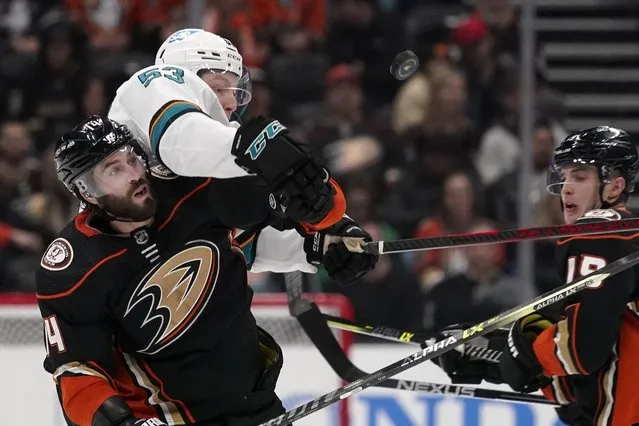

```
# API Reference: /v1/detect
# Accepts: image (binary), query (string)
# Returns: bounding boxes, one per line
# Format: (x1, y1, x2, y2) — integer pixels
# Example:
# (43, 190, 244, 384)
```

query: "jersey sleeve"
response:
(533, 230, 635, 376)
(231, 227, 317, 274)
(36, 240, 123, 425)
(108, 64, 248, 179)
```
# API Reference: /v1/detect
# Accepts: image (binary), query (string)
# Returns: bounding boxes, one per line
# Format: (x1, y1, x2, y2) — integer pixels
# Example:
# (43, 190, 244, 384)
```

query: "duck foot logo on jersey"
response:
(125, 240, 220, 354)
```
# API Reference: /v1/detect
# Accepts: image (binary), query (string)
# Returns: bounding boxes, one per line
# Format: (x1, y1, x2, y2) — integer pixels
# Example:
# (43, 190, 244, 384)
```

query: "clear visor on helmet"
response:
(74, 145, 148, 199)
(546, 158, 602, 195)
(198, 66, 252, 106)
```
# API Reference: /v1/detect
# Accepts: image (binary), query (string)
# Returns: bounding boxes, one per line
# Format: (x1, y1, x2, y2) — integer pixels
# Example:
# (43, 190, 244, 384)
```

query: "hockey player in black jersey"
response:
(36, 116, 377, 426)
(431, 126, 639, 426)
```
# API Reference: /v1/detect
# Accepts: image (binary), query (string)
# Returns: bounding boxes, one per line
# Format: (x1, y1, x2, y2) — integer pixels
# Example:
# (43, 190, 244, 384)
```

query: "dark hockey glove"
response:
(92, 396, 167, 426)
(232, 116, 335, 225)
(130, 420, 168, 426)
(499, 313, 553, 393)
(304, 217, 378, 285)
(429, 323, 506, 385)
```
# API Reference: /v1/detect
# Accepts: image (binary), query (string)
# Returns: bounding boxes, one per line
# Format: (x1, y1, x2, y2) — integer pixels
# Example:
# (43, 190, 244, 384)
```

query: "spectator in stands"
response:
(65, 0, 132, 51)
(244, 68, 271, 119)
(391, 49, 452, 135)
(325, 0, 404, 107)
(485, 118, 557, 229)
(20, 145, 78, 240)
(18, 20, 88, 152)
(451, 14, 500, 133)
(196, 0, 266, 68)
(302, 64, 378, 158)
(0, 0, 62, 55)
(0, 120, 43, 291)
(401, 68, 479, 169)
(484, 118, 559, 274)
(413, 170, 483, 288)
(474, 0, 523, 60)
(473, 66, 566, 186)
(0, 2, 66, 121)
(421, 219, 532, 334)
(249, 0, 327, 42)
(79, 76, 108, 118)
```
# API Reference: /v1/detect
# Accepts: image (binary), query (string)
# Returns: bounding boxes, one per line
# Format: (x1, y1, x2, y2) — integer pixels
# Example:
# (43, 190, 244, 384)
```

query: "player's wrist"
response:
(499, 315, 549, 392)
(92, 396, 167, 426)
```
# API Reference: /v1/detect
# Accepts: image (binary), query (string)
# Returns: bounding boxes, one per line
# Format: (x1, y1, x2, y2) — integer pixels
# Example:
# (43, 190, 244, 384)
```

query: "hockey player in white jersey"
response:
(108, 29, 346, 232)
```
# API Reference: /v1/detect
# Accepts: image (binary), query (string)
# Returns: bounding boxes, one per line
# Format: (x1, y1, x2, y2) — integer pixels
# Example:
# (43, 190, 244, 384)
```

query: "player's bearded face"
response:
(88, 147, 158, 221)
(559, 165, 600, 224)
(97, 177, 157, 221)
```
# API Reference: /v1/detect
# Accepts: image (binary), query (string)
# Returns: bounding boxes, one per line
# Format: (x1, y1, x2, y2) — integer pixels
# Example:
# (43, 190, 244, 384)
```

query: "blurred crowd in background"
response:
(0, 0, 601, 338)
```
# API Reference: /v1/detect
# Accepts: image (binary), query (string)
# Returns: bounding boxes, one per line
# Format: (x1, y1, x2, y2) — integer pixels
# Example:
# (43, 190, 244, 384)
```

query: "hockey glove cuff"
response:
(303, 217, 378, 285)
(232, 116, 337, 225)
(430, 324, 506, 385)
(499, 313, 552, 393)
(92, 396, 167, 426)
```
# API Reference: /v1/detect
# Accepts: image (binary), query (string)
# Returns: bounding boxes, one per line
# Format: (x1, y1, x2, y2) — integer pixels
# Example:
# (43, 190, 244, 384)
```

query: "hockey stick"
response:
(358, 216, 639, 255)
(264, 249, 639, 425)
(281, 274, 551, 410)
(298, 298, 552, 406)
(323, 313, 502, 363)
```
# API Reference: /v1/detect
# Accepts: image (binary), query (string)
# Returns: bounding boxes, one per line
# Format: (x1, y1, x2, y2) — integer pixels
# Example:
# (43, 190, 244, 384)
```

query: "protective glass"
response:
(74, 145, 148, 198)
(546, 158, 604, 195)
(199, 66, 252, 106)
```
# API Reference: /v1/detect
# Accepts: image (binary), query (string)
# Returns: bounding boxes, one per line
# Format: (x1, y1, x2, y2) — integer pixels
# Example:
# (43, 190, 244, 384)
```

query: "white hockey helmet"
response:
(156, 29, 251, 106)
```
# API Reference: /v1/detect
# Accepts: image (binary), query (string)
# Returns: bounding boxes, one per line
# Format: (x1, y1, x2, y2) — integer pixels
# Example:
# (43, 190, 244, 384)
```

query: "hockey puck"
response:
(390, 50, 419, 80)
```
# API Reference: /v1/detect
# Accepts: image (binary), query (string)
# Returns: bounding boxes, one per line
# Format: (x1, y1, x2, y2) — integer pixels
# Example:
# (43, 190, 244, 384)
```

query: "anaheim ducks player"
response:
(432, 126, 639, 426)
(108, 28, 346, 232)
(36, 116, 378, 426)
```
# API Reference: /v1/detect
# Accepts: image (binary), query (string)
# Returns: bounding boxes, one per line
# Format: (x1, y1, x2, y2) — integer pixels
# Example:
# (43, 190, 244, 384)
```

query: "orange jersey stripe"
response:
(569, 304, 588, 375)
(533, 324, 569, 376)
(37, 249, 128, 300)
(59, 374, 118, 426)
(158, 178, 212, 231)
(113, 351, 158, 418)
(557, 231, 639, 246)
(300, 178, 347, 232)
(140, 359, 196, 423)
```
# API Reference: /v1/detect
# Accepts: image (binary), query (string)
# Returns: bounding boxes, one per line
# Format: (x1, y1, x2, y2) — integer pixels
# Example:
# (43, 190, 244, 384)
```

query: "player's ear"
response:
(605, 175, 626, 202)
(82, 192, 98, 205)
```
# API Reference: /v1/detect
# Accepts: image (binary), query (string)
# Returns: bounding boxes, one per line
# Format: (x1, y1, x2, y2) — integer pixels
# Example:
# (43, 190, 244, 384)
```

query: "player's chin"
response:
(563, 207, 583, 224)
(129, 193, 157, 213)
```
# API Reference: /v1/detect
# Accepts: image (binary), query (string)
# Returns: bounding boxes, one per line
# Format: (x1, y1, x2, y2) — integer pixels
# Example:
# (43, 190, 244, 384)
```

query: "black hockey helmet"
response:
(547, 126, 638, 202)
(55, 115, 147, 200)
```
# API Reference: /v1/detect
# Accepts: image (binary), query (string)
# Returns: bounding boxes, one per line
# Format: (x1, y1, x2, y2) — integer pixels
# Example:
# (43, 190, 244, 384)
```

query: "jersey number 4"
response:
(43, 315, 67, 356)
(138, 66, 185, 87)
(566, 255, 607, 288)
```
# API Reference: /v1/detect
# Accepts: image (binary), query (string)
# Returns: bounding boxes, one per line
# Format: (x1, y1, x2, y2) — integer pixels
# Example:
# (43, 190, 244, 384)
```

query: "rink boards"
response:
(1, 342, 562, 426)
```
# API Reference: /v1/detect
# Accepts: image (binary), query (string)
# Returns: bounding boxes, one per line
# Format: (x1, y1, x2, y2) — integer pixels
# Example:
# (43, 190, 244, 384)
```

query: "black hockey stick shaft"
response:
(263, 249, 639, 425)
(362, 217, 639, 255)
(302, 301, 550, 405)
(323, 314, 502, 363)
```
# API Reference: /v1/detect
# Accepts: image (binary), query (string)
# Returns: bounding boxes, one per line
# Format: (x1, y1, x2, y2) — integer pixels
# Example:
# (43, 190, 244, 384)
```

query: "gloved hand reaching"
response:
(499, 313, 553, 392)
(304, 217, 378, 285)
(232, 116, 339, 226)
(429, 323, 507, 385)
